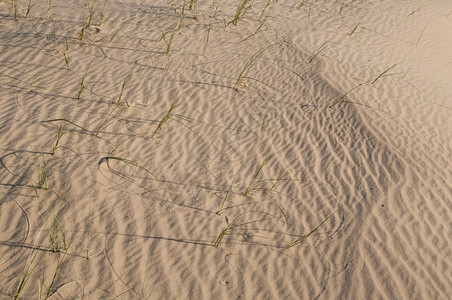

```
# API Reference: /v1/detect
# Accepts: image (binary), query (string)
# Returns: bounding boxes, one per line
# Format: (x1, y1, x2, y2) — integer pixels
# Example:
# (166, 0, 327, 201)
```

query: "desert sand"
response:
(0, 0, 451, 299)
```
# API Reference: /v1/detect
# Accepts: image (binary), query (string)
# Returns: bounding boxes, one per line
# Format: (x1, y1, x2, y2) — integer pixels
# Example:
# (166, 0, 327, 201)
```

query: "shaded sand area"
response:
(0, 0, 451, 298)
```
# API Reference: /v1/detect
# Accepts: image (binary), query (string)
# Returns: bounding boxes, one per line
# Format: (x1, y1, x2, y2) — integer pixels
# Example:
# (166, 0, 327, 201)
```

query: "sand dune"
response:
(0, 0, 451, 299)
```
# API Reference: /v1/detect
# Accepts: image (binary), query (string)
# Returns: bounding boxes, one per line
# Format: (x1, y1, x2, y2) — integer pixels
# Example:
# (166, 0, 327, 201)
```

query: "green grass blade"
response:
(286, 212, 335, 248)
(371, 64, 397, 84)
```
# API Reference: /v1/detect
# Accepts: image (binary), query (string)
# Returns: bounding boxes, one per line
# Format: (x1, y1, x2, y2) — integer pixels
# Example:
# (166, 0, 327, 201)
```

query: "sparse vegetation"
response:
(371, 63, 397, 84)
(0, 1, 353, 297)
(230, 0, 250, 25)
(50, 121, 65, 155)
(151, 90, 182, 138)
(213, 210, 284, 247)
(244, 142, 291, 196)
(77, 64, 90, 99)
(286, 212, 335, 248)
(308, 41, 329, 63)
(233, 45, 274, 89)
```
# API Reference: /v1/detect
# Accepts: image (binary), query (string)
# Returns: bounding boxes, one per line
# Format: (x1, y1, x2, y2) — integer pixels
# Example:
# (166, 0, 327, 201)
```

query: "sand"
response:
(0, 0, 451, 299)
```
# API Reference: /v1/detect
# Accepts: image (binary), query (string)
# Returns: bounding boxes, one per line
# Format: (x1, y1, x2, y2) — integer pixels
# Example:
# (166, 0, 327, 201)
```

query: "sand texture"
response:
(0, 0, 451, 299)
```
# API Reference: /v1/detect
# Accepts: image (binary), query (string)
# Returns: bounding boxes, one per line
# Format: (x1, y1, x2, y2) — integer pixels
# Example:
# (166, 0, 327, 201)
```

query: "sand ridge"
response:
(0, 0, 451, 299)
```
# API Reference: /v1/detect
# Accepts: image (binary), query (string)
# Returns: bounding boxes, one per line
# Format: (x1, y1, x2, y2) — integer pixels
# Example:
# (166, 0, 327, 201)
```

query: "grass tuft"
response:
(77, 64, 91, 99)
(25, 0, 33, 19)
(329, 83, 364, 108)
(14, 252, 43, 299)
(308, 41, 328, 63)
(285, 212, 335, 248)
(233, 44, 274, 89)
(116, 71, 134, 106)
(371, 64, 397, 84)
(244, 138, 291, 196)
(217, 173, 238, 215)
(38, 154, 48, 190)
(50, 121, 65, 155)
(95, 103, 119, 136)
(98, 0, 109, 26)
(230, 0, 250, 25)
(214, 210, 284, 247)
(151, 90, 182, 138)
(258, 0, 271, 21)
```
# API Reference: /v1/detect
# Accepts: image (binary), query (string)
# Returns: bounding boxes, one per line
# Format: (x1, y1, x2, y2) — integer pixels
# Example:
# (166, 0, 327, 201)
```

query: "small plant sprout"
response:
(203, 22, 212, 55)
(84, 214, 93, 260)
(217, 172, 239, 215)
(14, 267, 33, 299)
(151, 90, 182, 138)
(243, 153, 271, 196)
(416, 24, 427, 45)
(285, 212, 335, 248)
(329, 83, 365, 108)
(45, 0, 53, 19)
(260, 108, 269, 134)
(21, 152, 49, 195)
(230, 0, 250, 26)
(25, 0, 34, 19)
(95, 104, 119, 136)
(109, 27, 121, 43)
(21, 167, 39, 197)
(203, 0, 221, 54)
(214, 211, 283, 247)
(339, 2, 344, 14)
(308, 41, 328, 63)
(65, 37, 70, 64)
(77, 64, 90, 99)
(165, 25, 178, 55)
(42, 118, 90, 133)
(159, 24, 177, 69)
(371, 63, 397, 84)
(189, 0, 198, 19)
(29, 64, 47, 88)
(213, 214, 238, 247)
(233, 45, 274, 90)
(87, 0, 96, 26)
(56, 37, 70, 69)
(244, 143, 291, 196)
(51, 27, 58, 50)
(98, 0, 109, 26)
(50, 121, 65, 155)
(13, 0, 18, 21)
(349, 23, 360, 36)
(258, 0, 271, 21)
(239, 19, 266, 43)
(48, 213, 68, 252)
(44, 256, 65, 300)
(402, 66, 411, 80)
(163, 54, 173, 71)
(270, 168, 286, 191)
(79, 23, 87, 42)
(38, 154, 48, 190)
(79, 0, 95, 42)
(297, 0, 307, 9)
(116, 71, 134, 106)
(176, 0, 187, 30)
(14, 250, 43, 299)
